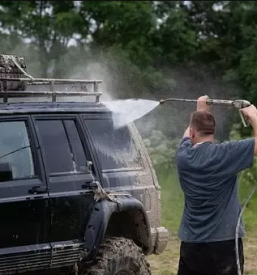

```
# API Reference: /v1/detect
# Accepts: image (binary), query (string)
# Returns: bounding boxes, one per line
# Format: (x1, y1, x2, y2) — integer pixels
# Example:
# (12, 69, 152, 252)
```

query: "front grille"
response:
(0, 241, 85, 274)
(0, 245, 51, 274)
(50, 241, 85, 268)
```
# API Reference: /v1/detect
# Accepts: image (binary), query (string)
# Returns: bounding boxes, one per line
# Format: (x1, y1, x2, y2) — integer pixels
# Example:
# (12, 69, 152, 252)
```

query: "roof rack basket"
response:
(0, 77, 103, 103)
(0, 54, 102, 103)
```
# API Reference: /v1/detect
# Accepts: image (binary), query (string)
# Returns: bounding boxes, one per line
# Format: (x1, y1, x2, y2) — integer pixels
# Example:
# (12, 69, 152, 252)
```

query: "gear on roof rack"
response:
(0, 54, 102, 103)
(0, 54, 28, 91)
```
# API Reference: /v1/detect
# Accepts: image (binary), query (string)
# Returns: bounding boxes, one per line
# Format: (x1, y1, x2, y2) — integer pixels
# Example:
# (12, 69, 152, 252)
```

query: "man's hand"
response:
(197, 95, 211, 112)
(240, 104, 257, 126)
(240, 104, 257, 155)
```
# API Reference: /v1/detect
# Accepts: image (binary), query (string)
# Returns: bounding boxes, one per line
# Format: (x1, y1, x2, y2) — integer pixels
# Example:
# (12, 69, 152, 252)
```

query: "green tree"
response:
(144, 130, 180, 171)
(80, 1, 157, 67)
(0, 1, 83, 77)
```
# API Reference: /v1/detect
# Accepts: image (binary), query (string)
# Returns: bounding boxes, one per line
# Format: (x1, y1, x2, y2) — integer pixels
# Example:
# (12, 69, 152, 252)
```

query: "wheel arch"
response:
(83, 196, 152, 260)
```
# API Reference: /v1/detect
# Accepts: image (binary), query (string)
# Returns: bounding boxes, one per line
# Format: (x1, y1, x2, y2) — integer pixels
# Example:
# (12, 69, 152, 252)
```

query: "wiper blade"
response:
(0, 145, 30, 160)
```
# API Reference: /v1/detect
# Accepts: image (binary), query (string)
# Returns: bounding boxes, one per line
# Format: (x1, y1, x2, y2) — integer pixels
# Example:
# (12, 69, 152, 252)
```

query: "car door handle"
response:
(28, 186, 48, 194)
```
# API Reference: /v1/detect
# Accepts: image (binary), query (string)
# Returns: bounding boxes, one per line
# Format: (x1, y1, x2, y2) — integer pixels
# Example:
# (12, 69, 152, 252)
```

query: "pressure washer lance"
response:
(159, 98, 251, 127)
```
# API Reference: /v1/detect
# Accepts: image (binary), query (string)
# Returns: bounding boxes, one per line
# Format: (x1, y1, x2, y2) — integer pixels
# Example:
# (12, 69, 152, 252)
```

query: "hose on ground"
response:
(236, 179, 257, 275)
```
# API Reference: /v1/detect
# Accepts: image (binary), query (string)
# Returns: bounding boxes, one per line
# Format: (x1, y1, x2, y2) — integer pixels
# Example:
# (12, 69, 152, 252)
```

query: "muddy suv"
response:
(0, 55, 169, 275)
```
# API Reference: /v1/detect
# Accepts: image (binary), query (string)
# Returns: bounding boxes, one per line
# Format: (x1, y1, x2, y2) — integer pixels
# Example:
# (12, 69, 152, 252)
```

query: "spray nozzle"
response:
(232, 99, 251, 109)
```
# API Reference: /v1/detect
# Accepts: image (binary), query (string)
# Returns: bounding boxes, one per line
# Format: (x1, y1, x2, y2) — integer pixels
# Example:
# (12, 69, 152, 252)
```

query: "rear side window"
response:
(0, 121, 35, 179)
(35, 119, 89, 175)
(85, 119, 142, 171)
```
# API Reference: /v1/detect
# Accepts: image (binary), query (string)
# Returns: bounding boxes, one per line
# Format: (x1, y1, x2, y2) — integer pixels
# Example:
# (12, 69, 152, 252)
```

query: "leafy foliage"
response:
(0, 1, 83, 76)
(144, 130, 180, 170)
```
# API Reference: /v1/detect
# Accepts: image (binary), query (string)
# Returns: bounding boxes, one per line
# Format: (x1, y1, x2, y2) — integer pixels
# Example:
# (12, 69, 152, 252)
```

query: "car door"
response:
(81, 114, 153, 211)
(32, 114, 97, 268)
(0, 116, 51, 273)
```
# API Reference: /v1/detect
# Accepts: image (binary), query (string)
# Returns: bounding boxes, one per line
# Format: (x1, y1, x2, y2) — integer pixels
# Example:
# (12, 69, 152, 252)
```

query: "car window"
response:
(0, 121, 35, 180)
(85, 119, 142, 171)
(36, 119, 89, 175)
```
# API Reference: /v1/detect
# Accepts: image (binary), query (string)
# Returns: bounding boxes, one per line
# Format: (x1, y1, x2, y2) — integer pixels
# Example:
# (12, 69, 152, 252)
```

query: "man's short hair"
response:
(189, 111, 215, 136)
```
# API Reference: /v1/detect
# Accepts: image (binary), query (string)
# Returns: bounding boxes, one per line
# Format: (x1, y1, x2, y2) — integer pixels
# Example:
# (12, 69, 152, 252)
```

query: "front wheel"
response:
(83, 237, 151, 275)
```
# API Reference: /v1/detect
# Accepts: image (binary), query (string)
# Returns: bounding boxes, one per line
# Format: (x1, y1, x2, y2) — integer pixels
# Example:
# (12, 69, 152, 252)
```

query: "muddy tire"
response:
(83, 237, 151, 275)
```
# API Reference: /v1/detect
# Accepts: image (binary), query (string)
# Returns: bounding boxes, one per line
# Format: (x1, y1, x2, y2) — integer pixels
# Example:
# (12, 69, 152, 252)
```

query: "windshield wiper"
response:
(0, 145, 30, 160)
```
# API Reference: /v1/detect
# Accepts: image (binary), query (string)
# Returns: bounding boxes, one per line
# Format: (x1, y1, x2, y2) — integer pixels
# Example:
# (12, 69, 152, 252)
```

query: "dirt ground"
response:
(148, 236, 257, 275)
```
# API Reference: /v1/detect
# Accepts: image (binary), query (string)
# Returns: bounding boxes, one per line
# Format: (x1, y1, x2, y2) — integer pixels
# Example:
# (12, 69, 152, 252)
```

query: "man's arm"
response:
(219, 138, 255, 175)
(251, 120, 257, 156)
(183, 126, 190, 138)
(240, 105, 257, 156)
(213, 104, 257, 175)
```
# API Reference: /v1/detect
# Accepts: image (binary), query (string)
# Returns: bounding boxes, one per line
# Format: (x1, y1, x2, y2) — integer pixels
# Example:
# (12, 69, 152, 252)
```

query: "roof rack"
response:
(0, 77, 102, 103)
(0, 54, 103, 103)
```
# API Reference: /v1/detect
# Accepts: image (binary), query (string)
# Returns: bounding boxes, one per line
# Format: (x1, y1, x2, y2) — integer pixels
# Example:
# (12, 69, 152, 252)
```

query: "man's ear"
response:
(189, 127, 195, 139)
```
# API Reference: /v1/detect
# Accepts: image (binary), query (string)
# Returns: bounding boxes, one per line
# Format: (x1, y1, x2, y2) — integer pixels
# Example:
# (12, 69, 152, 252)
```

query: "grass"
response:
(147, 167, 257, 275)
(156, 167, 184, 236)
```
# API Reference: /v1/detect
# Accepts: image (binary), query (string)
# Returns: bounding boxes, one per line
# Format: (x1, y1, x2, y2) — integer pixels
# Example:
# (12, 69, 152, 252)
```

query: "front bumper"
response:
(150, 226, 169, 255)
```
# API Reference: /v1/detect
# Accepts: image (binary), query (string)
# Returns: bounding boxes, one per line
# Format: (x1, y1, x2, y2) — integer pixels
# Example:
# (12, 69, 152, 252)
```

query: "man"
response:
(175, 95, 257, 275)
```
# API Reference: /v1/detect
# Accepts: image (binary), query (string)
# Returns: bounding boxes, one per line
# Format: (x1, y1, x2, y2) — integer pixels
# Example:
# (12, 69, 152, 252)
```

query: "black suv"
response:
(0, 55, 169, 275)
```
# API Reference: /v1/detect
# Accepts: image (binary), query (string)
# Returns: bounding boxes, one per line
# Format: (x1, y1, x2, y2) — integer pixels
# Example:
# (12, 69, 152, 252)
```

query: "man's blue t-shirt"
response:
(175, 137, 255, 243)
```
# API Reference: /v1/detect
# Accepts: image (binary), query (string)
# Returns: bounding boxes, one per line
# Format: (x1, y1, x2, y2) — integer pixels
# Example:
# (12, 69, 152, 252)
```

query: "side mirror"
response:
(0, 162, 13, 182)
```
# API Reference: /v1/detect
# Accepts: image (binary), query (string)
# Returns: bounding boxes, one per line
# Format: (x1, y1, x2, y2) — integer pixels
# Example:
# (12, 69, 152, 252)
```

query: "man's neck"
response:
(192, 136, 214, 145)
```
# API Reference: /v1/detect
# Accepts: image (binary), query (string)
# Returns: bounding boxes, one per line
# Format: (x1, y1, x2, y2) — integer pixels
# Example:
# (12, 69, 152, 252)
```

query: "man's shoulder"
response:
(217, 138, 255, 152)
(213, 138, 255, 172)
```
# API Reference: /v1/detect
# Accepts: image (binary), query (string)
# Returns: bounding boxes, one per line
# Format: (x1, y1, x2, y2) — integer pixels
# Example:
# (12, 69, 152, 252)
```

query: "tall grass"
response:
(156, 167, 183, 235)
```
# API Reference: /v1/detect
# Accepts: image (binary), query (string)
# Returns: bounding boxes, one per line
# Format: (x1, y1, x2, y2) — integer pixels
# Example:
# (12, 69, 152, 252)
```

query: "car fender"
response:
(83, 196, 151, 260)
